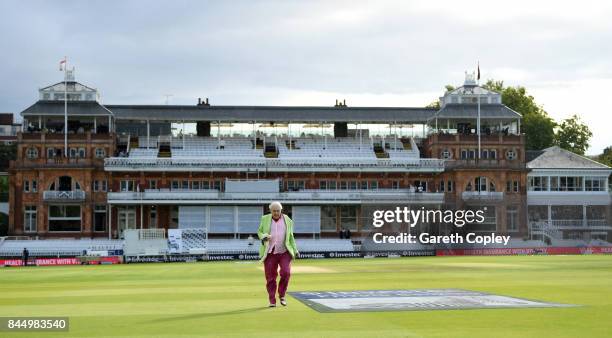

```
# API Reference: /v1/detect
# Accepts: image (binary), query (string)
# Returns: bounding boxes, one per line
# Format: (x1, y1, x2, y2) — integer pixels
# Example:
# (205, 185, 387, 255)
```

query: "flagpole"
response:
(64, 57, 68, 158)
(477, 63, 481, 161)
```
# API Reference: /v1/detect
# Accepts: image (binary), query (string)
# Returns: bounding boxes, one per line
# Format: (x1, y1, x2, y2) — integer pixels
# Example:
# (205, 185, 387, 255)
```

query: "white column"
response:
(93, 117, 97, 134)
(146, 120, 150, 149)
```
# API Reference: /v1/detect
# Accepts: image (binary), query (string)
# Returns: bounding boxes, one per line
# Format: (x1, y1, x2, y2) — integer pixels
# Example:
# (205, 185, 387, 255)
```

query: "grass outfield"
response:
(1, 255, 611, 338)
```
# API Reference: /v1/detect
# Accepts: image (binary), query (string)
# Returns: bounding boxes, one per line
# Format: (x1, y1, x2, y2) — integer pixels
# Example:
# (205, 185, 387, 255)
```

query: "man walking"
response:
(258, 201, 299, 307)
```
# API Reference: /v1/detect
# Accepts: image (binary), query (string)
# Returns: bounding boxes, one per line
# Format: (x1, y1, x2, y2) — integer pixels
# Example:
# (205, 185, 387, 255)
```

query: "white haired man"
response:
(258, 201, 299, 307)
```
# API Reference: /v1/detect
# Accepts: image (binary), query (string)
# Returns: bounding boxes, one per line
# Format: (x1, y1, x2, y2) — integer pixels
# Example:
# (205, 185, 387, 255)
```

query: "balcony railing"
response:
(107, 189, 445, 204)
(104, 157, 445, 172)
(43, 190, 86, 202)
(531, 220, 611, 231)
(461, 191, 504, 201)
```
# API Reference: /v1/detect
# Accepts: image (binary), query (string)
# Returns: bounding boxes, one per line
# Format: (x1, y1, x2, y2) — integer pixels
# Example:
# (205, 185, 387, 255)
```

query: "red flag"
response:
(59, 58, 66, 71)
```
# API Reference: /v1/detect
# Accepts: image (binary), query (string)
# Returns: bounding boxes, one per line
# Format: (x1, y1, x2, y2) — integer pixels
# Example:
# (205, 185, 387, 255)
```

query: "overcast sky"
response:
(1, 0, 610, 154)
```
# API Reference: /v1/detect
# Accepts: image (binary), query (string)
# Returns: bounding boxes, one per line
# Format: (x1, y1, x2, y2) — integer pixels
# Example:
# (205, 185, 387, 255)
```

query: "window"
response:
(321, 206, 337, 231)
(506, 149, 517, 160)
(460, 149, 468, 159)
(468, 149, 476, 159)
(340, 181, 348, 190)
(369, 181, 377, 190)
(47, 147, 56, 158)
(287, 180, 305, 191)
(490, 149, 497, 159)
(94, 205, 106, 232)
(360, 181, 368, 190)
(475, 177, 488, 192)
(26, 147, 38, 159)
(24, 206, 37, 232)
(349, 181, 358, 190)
(507, 206, 519, 232)
(201, 181, 210, 190)
(559, 176, 582, 191)
(340, 206, 358, 230)
(439, 181, 445, 192)
(447, 181, 454, 192)
(69, 148, 77, 158)
(413, 180, 427, 191)
(585, 177, 606, 191)
(528, 176, 548, 191)
(506, 181, 512, 192)
(481, 149, 489, 159)
(319, 181, 327, 190)
(441, 149, 452, 159)
(23, 180, 30, 192)
(95, 148, 106, 158)
(48, 205, 81, 232)
(78, 148, 86, 158)
(120, 180, 135, 192)
(171, 180, 179, 190)
(213, 180, 222, 191)
(513, 181, 519, 192)
(192, 180, 200, 190)
(93, 180, 107, 192)
(391, 180, 400, 189)
(32, 180, 37, 192)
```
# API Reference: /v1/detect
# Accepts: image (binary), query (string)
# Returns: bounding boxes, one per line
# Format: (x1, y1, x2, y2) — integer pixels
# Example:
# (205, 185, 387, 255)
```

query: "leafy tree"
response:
(481, 80, 556, 150)
(597, 146, 612, 167)
(554, 115, 593, 155)
(0, 143, 16, 172)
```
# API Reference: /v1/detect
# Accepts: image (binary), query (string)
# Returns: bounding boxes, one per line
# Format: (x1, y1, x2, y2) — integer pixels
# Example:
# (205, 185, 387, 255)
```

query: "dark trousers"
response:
(263, 251, 292, 304)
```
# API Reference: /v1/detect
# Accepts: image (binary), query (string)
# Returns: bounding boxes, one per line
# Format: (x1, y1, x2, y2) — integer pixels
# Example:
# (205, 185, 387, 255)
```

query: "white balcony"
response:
(461, 191, 504, 201)
(107, 189, 445, 205)
(43, 190, 86, 202)
(104, 157, 445, 173)
(527, 191, 610, 206)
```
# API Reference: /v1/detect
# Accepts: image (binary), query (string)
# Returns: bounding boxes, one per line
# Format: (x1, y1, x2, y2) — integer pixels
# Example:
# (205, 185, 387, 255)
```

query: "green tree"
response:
(554, 115, 593, 155)
(482, 80, 556, 150)
(597, 146, 612, 167)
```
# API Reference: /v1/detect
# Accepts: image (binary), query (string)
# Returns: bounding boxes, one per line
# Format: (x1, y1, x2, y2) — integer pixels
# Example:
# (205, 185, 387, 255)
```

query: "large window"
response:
(340, 206, 358, 230)
(120, 180, 135, 192)
(528, 177, 548, 191)
(94, 205, 106, 232)
(321, 206, 337, 231)
(586, 177, 606, 191)
(551, 176, 583, 191)
(24, 206, 37, 232)
(49, 205, 81, 232)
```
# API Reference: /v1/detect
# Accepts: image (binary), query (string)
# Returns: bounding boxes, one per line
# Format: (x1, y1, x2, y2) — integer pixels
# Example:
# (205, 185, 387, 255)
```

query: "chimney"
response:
(198, 97, 202, 105)
(206, 98, 209, 105)
(343, 99, 346, 107)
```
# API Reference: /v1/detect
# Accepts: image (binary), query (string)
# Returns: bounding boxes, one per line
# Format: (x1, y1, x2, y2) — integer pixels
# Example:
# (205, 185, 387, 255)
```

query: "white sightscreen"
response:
(209, 206, 235, 233)
(237, 206, 263, 234)
(292, 206, 321, 234)
(178, 206, 206, 229)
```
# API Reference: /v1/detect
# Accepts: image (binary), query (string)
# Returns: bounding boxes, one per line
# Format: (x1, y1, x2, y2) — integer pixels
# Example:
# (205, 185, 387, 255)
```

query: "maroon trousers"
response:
(263, 251, 292, 304)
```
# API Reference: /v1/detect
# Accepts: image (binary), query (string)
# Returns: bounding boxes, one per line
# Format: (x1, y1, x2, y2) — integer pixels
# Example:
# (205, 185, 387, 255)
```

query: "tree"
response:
(597, 146, 612, 167)
(482, 80, 556, 150)
(553, 115, 593, 155)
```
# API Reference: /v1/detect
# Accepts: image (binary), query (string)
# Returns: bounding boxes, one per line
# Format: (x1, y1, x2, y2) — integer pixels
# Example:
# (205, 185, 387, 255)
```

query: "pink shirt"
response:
(268, 215, 287, 254)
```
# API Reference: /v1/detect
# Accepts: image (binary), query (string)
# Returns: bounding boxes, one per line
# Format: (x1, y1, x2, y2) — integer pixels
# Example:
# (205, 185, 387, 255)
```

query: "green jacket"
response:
(257, 213, 299, 261)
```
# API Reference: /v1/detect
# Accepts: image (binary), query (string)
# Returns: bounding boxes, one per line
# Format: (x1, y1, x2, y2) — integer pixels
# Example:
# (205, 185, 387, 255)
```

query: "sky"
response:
(0, 0, 610, 155)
